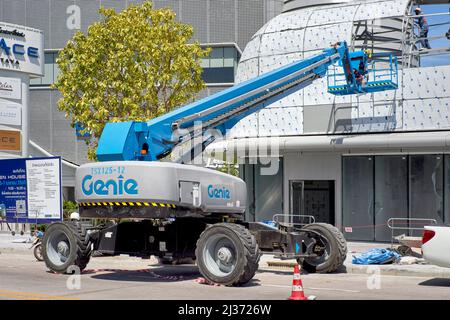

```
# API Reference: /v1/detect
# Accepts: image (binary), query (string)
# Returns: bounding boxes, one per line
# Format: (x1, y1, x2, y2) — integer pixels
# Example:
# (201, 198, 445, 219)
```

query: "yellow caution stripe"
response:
(367, 81, 392, 87)
(328, 86, 348, 92)
(79, 202, 176, 208)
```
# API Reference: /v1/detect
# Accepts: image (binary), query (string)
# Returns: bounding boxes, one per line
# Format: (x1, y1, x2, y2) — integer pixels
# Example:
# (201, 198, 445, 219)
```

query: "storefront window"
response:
(342, 156, 374, 241)
(240, 159, 283, 223)
(409, 155, 444, 228)
(374, 156, 408, 241)
(445, 155, 450, 224)
(343, 154, 446, 241)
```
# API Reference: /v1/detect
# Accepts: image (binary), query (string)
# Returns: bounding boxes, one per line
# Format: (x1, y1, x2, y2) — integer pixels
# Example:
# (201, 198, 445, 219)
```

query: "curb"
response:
(264, 260, 450, 279)
(346, 264, 450, 279)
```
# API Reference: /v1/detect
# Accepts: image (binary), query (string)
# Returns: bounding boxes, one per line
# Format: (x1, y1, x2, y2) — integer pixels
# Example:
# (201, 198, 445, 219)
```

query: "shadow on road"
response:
(418, 278, 450, 287)
(83, 265, 261, 287)
(87, 265, 200, 282)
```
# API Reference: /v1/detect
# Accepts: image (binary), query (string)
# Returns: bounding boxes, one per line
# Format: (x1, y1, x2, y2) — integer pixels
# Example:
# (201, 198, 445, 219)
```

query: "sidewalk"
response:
(261, 241, 450, 279)
(0, 232, 34, 253)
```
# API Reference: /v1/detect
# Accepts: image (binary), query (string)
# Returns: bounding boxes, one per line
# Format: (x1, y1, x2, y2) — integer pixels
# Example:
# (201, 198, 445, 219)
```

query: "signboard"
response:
(0, 130, 21, 151)
(0, 22, 44, 76)
(0, 103, 21, 125)
(0, 157, 62, 223)
(0, 76, 21, 99)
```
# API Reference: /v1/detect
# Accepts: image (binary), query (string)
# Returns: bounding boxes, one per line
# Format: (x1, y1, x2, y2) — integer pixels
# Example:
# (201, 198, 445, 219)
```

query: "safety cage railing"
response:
(327, 54, 398, 95)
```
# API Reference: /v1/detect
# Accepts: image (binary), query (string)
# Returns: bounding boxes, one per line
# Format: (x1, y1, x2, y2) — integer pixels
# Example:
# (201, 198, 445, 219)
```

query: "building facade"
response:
(0, 0, 283, 198)
(207, 0, 450, 241)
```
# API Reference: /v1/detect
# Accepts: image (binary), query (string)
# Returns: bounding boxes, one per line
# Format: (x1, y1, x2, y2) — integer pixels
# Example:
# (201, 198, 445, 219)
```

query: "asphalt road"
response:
(0, 252, 450, 300)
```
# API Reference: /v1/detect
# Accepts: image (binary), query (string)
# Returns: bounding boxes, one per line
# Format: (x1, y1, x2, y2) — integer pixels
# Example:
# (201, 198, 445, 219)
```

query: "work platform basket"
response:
(327, 53, 398, 95)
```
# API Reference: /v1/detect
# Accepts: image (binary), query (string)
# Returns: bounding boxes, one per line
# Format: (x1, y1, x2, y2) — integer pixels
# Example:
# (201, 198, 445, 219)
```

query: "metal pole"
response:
(21, 74, 30, 158)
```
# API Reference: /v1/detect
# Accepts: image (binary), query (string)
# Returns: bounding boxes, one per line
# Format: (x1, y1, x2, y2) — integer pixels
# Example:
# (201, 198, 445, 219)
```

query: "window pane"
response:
(254, 159, 283, 222)
(41, 53, 54, 85)
(30, 77, 42, 85)
(201, 67, 234, 83)
(241, 164, 255, 222)
(209, 47, 224, 68)
(223, 47, 236, 67)
(375, 156, 408, 241)
(409, 155, 444, 234)
(200, 57, 209, 68)
(445, 155, 450, 225)
(343, 156, 374, 241)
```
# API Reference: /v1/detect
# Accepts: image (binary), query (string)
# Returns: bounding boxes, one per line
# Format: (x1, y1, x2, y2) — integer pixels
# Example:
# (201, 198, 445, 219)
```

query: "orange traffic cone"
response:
(288, 264, 308, 300)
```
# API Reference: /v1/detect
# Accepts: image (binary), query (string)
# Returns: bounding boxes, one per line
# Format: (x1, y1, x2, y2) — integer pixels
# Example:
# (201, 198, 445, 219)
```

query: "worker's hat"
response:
(415, 7, 422, 12)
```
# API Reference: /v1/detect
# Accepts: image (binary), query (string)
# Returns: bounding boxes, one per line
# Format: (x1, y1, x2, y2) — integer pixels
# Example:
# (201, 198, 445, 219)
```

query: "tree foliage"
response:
(53, 1, 210, 160)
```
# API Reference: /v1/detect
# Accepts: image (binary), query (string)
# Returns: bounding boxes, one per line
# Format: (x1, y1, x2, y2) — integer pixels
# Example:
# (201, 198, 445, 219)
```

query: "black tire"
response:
(195, 223, 260, 286)
(33, 244, 44, 261)
(42, 221, 92, 273)
(299, 223, 347, 273)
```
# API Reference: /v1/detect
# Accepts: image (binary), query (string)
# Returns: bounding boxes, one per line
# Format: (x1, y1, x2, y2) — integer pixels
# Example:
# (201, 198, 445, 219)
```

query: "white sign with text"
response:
(0, 22, 44, 76)
(25, 158, 62, 220)
(0, 103, 21, 126)
(0, 76, 21, 99)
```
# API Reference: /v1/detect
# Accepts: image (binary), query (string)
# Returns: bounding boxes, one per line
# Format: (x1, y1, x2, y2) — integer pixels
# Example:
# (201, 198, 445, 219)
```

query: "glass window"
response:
(409, 155, 444, 232)
(41, 53, 55, 85)
(199, 46, 239, 84)
(200, 57, 209, 68)
(209, 47, 224, 68)
(254, 159, 283, 222)
(29, 76, 42, 86)
(342, 156, 374, 241)
(201, 67, 235, 83)
(375, 156, 408, 241)
(240, 163, 255, 222)
(223, 47, 236, 68)
(30, 52, 57, 87)
(241, 159, 283, 222)
(445, 155, 450, 225)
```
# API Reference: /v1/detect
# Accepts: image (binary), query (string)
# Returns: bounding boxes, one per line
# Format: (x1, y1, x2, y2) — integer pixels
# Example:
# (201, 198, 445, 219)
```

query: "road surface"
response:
(1, 252, 449, 300)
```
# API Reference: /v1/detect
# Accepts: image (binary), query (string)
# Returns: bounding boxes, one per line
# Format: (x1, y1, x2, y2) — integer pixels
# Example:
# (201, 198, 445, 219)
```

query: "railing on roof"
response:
(350, 8, 450, 69)
(401, 11, 450, 68)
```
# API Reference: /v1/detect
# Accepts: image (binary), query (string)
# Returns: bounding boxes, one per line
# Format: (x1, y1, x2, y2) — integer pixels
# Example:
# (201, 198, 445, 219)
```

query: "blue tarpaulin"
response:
(261, 220, 277, 228)
(352, 248, 401, 265)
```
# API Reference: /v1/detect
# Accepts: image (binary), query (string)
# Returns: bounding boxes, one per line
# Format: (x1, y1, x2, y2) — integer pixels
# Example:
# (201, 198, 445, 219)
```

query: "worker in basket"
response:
(353, 68, 364, 91)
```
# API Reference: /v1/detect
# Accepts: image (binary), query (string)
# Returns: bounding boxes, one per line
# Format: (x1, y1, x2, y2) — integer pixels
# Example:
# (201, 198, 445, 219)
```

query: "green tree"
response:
(53, 1, 210, 160)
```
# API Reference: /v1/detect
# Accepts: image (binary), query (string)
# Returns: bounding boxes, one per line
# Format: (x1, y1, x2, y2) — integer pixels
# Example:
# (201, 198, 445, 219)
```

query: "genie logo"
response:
(207, 185, 231, 200)
(82, 175, 138, 196)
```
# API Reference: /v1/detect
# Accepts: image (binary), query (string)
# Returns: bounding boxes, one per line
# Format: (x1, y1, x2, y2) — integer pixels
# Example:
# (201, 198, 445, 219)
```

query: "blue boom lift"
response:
(42, 41, 398, 286)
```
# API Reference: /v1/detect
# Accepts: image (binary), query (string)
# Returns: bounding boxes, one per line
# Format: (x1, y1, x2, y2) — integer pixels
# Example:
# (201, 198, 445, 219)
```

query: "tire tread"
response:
(195, 223, 261, 286)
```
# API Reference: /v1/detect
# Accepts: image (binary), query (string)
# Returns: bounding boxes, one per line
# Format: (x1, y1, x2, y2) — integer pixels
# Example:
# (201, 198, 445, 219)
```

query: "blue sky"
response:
(419, 4, 449, 67)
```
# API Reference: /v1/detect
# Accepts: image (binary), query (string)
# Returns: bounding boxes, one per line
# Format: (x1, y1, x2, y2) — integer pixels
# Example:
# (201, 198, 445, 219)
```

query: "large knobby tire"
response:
(42, 221, 92, 273)
(195, 223, 260, 286)
(299, 223, 347, 273)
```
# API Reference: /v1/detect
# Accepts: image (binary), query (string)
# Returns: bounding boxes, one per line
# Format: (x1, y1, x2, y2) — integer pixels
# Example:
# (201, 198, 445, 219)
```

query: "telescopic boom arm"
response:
(96, 41, 394, 162)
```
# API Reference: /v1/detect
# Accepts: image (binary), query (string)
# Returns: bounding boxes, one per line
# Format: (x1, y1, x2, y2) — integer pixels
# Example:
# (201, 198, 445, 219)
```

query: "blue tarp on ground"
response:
(352, 248, 401, 265)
